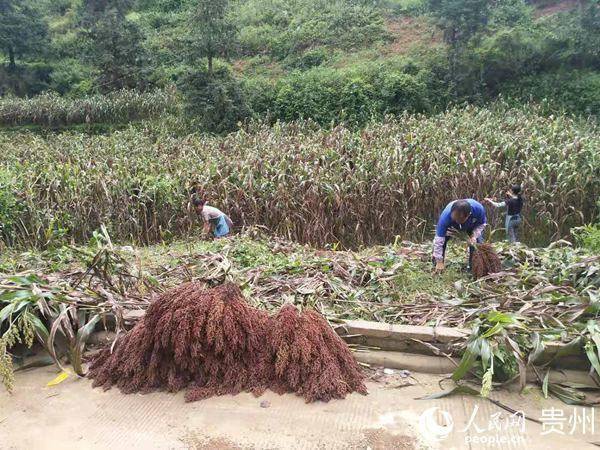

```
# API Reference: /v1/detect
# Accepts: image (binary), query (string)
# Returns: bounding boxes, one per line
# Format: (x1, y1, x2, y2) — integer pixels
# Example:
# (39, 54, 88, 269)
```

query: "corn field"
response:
(0, 102, 598, 248)
(0, 89, 176, 127)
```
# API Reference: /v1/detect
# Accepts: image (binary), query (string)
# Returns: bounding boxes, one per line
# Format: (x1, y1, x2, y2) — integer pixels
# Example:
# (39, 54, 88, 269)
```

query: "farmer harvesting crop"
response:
(433, 199, 487, 273)
(485, 185, 524, 243)
(192, 197, 233, 238)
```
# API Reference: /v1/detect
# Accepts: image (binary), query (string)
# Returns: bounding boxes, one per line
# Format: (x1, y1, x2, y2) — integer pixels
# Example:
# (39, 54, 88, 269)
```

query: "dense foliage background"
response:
(0, 0, 598, 129)
(1, 0, 599, 247)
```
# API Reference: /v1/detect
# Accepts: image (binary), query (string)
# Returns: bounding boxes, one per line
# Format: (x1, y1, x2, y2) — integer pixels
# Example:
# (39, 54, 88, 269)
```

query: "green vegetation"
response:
(574, 224, 600, 253)
(0, 89, 175, 127)
(78, 0, 149, 92)
(0, 0, 598, 130)
(1, 230, 599, 403)
(0, 102, 597, 248)
(234, 0, 387, 59)
(0, 0, 47, 70)
(503, 70, 600, 116)
(1, 0, 599, 408)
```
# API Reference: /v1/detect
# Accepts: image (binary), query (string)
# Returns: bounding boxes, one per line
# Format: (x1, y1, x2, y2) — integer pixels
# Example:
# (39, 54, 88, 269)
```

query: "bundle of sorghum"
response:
(472, 243, 502, 279)
(88, 283, 367, 403)
(268, 304, 367, 402)
(88, 282, 272, 401)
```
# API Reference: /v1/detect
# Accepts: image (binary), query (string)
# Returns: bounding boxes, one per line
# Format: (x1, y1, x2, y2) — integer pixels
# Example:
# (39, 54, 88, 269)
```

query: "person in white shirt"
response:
(192, 197, 233, 238)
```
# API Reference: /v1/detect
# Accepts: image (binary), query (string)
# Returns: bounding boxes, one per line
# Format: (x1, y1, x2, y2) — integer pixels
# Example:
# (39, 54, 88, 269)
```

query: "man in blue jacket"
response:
(433, 199, 487, 273)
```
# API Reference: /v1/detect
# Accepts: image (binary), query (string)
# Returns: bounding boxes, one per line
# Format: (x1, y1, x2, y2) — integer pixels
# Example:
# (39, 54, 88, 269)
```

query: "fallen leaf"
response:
(47, 371, 70, 387)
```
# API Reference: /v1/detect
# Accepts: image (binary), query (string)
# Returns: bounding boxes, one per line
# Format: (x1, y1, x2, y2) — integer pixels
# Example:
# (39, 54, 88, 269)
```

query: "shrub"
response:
(284, 47, 330, 70)
(241, 76, 277, 118)
(270, 62, 433, 126)
(502, 70, 600, 116)
(573, 224, 600, 254)
(179, 65, 250, 133)
(0, 63, 53, 97)
(436, 7, 600, 102)
(48, 59, 95, 96)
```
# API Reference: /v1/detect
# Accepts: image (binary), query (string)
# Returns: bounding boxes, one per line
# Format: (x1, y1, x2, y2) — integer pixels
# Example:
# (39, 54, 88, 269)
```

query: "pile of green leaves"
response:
(446, 242, 600, 405)
(0, 227, 143, 391)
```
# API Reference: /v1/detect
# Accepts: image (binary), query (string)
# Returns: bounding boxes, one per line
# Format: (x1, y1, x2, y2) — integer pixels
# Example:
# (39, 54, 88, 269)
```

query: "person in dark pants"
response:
(433, 199, 487, 274)
(485, 185, 524, 243)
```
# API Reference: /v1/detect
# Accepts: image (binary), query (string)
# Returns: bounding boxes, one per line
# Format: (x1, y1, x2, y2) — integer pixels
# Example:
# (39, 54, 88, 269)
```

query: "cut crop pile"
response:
(269, 305, 368, 402)
(472, 243, 502, 279)
(88, 282, 272, 400)
(88, 282, 367, 403)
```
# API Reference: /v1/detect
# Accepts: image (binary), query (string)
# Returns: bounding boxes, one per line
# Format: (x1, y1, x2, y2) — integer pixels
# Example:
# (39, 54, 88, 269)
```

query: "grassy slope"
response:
(229, 0, 579, 81)
(33, 0, 580, 89)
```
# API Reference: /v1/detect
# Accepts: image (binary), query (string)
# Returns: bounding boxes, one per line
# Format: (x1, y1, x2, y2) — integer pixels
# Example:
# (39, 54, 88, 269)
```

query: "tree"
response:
(429, 0, 490, 94)
(574, 0, 600, 68)
(0, 0, 47, 70)
(179, 0, 245, 132)
(188, 0, 236, 75)
(179, 65, 249, 132)
(489, 0, 533, 28)
(429, 0, 490, 47)
(79, 0, 148, 91)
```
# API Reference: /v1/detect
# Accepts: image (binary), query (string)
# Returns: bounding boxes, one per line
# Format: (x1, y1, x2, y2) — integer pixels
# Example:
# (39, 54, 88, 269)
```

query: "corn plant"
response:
(0, 274, 52, 390)
(0, 272, 106, 391)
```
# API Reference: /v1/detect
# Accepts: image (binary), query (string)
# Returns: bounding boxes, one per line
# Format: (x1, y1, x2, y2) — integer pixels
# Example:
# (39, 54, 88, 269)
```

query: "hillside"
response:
(1, 0, 598, 130)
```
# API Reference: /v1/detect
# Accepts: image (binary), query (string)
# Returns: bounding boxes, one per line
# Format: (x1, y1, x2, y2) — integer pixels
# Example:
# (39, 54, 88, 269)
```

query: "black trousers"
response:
(433, 232, 483, 268)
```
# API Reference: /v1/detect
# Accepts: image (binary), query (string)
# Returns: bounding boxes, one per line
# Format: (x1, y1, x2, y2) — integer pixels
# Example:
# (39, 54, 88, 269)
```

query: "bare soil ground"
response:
(384, 17, 441, 55)
(534, 0, 579, 18)
(1, 366, 597, 449)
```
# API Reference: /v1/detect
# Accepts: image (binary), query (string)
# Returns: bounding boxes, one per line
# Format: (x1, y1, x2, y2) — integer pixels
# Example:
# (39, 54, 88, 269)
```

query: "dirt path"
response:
(1, 367, 597, 449)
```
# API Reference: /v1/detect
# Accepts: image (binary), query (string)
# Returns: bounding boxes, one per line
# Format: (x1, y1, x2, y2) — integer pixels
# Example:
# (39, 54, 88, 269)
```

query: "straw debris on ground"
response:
(0, 230, 598, 403)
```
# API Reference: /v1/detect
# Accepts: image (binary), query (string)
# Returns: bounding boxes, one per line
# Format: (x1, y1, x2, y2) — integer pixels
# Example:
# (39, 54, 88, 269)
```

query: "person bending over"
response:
(192, 197, 233, 238)
(433, 199, 487, 273)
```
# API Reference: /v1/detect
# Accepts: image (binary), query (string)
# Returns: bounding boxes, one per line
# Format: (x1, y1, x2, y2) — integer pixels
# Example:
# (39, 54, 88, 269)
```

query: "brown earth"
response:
(534, 0, 580, 18)
(2, 366, 598, 449)
(384, 17, 442, 55)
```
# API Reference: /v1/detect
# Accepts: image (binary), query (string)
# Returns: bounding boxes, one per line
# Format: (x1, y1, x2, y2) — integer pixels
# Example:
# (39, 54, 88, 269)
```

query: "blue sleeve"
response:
(435, 207, 452, 237)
